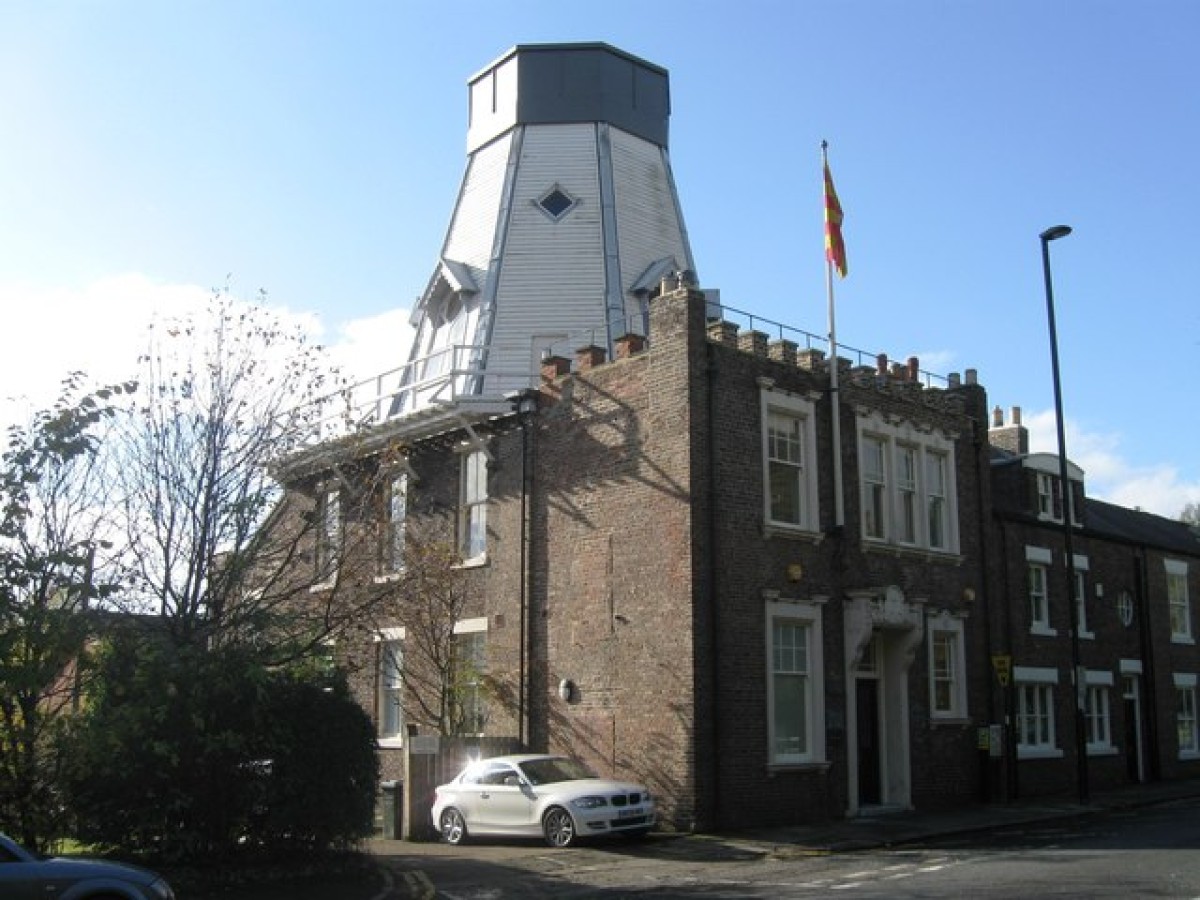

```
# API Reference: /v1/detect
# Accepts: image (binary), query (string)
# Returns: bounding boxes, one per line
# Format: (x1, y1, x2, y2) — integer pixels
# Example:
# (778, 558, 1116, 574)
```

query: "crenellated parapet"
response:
(533, 284, 984, 424)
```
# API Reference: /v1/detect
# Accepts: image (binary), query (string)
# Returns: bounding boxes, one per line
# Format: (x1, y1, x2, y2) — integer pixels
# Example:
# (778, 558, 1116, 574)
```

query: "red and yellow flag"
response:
(824, 162, 848, 278)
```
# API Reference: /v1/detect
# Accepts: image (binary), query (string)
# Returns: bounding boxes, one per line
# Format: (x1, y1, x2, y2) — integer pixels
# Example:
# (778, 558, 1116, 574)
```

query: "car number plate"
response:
(618, 807, 643, 819)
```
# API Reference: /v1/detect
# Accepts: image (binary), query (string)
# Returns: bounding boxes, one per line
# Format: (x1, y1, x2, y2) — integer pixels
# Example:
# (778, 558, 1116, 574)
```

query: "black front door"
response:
(1118, 691, 1137, 782)
(857, 678, 881, 805)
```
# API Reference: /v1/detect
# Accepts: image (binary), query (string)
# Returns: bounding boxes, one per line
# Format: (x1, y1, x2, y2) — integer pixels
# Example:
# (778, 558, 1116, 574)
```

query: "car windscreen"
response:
(518, 757, 596, 785)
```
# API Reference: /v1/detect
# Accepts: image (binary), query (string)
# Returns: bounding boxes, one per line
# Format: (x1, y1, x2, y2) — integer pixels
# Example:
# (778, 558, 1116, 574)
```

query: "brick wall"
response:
(988, 455, 1200, 798)
(278, 279, 1200, 833)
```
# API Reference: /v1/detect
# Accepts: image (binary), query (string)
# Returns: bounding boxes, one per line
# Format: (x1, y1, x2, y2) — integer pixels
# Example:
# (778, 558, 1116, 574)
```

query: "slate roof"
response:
(1085, 497, 1200, 556)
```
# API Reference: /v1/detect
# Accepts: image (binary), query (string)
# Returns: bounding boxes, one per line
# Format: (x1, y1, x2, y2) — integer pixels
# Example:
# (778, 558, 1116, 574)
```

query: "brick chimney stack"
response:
(989, 405, 1029, 456)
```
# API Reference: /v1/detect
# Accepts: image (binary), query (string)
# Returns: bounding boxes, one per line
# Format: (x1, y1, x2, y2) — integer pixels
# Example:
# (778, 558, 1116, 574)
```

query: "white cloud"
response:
(326, 307, 415, 387)
(0, 273, 411, 434)
(911, 349, 957, 378)
(0, 274, 212, 423)
(1024, 408, 1200, 519)
(12, 279, 1190, 522)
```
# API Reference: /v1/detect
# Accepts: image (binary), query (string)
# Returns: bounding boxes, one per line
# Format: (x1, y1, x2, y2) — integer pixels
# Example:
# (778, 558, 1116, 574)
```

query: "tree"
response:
(0, 379, 129, 850)
(45, 288, 401, 859)
(249, 670, 379, 854)
(1183, 501, 1200, 528)
(100, 287, 388, 662)
(373, 532, 490, 737)
(62, 635, 378, 860)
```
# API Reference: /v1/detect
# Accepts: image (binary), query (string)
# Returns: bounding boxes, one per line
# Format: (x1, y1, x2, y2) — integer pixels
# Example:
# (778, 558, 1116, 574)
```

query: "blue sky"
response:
(2, 0, 1198, 517)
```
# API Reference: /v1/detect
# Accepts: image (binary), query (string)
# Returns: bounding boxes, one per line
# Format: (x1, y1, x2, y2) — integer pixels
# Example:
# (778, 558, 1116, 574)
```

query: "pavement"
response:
(370, 776, 1200, 866)
(366, 777, 1200, 899)
(700, 777, 1200, 858)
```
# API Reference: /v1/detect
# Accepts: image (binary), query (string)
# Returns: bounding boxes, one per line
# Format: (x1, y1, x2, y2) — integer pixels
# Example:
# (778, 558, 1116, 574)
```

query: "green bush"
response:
(249, 674, 380, 854)
(61, 632, 378, 862)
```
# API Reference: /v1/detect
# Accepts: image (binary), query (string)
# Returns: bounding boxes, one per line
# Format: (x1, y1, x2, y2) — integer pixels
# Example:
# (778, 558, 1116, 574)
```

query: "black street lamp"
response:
(1040, 224, 1089, 805)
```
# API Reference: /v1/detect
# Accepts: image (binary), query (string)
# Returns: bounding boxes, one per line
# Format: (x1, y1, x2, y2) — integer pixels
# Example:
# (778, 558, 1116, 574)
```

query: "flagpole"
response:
(822, 141, 846, 530)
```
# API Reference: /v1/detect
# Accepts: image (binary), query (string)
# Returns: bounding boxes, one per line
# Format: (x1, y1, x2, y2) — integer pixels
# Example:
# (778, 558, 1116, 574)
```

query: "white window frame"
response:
(927, 611, 968, 721)
(1175, 673, 1199, 759)
(312, 484, 342, 588)
(1026, 455, 1081, 525)
(1084, 669, 1116, 755)
(1074, 555, 1093, 640)
(766, 598, 826, 767)
(1167, 560, 1193, 644)
(376, 627, 406, 747)
(1036, 471, 1058, 521)
(459, 448, 489, 565)
(379, 471, 409, 577)
(452, 617, 489, 737)
(1014, 666, 1062, 759)
(896, 444, 919, 545)
(926, 449, 951, 550)
(1117, 590, 1135, 628)
(1026, 546, 1056, 636)
(860, 434, 888, 541)
(856, 412, 959, 553)
(405, 287, 480, 413)
(760, 387, 820, 534)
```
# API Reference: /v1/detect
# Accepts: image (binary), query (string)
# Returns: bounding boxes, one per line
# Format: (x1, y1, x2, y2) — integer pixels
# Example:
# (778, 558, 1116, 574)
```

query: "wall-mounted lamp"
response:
(558, 679, 576, 703)
(786, 563, 804, 583)
(505, 388, 540, 416)
(962, 587, 976, 603)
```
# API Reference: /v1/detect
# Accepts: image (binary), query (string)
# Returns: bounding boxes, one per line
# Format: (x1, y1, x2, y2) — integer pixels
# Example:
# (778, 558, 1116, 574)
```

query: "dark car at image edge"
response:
(0, 831, 175, 900)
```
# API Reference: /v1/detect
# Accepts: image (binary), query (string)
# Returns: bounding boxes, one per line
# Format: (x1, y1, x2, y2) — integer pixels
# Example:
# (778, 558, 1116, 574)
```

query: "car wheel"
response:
(440, 807, 468, 845)
(542, 805, 577, 848)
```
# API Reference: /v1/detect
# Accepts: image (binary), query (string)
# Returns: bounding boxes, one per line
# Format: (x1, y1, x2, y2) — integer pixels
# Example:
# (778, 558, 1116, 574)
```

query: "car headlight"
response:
(570, 796, 609, 810)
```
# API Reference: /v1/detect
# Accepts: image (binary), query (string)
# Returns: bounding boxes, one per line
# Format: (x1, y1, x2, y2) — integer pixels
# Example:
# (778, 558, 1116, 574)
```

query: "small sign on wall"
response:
(991, 654, 1012, 687)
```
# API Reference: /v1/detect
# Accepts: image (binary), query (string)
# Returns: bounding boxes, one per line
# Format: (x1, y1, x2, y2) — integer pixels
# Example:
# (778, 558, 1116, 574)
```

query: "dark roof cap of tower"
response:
(467, 43, 670, 152)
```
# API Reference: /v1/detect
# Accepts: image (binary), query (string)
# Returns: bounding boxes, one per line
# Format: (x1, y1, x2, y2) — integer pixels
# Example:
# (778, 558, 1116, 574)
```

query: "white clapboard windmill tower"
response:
(381, 42, 699, 435)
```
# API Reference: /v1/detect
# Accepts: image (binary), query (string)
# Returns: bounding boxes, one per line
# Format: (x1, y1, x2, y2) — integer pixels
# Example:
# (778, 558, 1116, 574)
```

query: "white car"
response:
(431, 754, 655, 848)
(0, 832, 175, 900)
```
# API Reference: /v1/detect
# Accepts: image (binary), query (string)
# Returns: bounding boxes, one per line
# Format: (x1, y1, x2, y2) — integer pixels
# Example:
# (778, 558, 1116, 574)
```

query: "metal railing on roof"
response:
(279, 344, 534, 453)
(280, 304, 952, 454)
(715, 304, 951, 390)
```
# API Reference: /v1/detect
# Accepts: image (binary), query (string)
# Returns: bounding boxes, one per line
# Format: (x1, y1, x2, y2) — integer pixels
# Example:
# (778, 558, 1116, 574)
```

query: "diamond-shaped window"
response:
(538, 187, 576, 220)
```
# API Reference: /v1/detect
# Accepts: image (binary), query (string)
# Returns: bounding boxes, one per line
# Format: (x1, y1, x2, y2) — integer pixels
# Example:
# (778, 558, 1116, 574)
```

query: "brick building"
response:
(279, 282, 993, 831)
(267, 42, 1200, 834)
(987, 408, 1200, 801)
